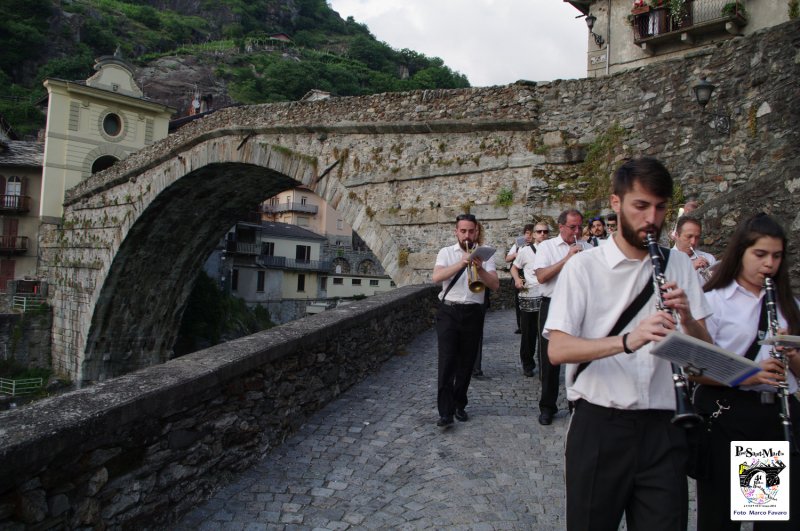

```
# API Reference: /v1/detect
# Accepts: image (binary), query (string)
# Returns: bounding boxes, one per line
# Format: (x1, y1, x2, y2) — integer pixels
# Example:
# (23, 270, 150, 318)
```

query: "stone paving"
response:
(175, 309, 703, 530)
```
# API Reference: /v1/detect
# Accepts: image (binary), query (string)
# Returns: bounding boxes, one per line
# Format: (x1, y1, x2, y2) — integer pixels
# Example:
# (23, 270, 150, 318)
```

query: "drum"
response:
(519, 296, 542, 313)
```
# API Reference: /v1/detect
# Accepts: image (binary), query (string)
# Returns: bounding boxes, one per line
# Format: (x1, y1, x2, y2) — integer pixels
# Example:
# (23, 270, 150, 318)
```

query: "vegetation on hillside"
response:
(0, 0, 469, 137)
(173, 271, 275, 357)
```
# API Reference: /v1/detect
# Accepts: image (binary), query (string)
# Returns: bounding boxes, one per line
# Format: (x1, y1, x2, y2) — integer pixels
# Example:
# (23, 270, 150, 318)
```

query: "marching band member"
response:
(546, 158, 711, 530)
(432, 213, 499, 428)
(694, 212, 800, 531)
(672, 216, 717, 284)
(510, 221, 549, 377)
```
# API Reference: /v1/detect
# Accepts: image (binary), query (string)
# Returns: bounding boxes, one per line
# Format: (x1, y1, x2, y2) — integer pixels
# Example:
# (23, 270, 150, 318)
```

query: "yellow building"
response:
(40, 48, 175, 221)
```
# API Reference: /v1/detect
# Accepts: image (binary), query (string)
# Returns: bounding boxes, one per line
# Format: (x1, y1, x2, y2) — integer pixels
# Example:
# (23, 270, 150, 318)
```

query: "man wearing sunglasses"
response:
(532, 210, 591, 425)
(432, 214, 500, 428)
(511, 222, 550, 377)
(605, 213, 618, 234)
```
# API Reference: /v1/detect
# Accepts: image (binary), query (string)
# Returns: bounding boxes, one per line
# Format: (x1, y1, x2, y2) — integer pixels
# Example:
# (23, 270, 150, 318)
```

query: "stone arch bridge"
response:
(40, 19, 799, 385)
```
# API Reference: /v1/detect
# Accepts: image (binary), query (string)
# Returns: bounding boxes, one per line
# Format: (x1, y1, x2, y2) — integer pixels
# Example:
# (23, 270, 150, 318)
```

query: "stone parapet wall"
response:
(0, 285, 438, 529)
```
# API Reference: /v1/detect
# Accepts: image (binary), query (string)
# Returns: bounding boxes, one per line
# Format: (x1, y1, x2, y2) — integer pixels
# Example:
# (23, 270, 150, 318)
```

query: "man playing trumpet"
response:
(432, 213, 499, 428)
(673, 216, 717, 284)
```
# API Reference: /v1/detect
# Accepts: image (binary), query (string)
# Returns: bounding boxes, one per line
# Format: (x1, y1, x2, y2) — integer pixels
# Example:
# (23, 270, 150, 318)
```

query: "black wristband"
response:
(622, 333, 634, 354)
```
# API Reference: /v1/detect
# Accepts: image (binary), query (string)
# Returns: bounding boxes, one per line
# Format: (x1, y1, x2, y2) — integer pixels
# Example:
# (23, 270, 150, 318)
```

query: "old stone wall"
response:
(0, 312, 52, 368)
(0, 285, 438, 529)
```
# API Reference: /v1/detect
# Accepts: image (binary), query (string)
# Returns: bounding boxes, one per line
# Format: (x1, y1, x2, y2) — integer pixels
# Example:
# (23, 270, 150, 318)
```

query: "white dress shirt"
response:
(543, 234, 712, 410)
(705, 281, 798, 394)
(532, 235, 591, 298)
(512, 244, 542, 299)
(435, 243, 497, 304)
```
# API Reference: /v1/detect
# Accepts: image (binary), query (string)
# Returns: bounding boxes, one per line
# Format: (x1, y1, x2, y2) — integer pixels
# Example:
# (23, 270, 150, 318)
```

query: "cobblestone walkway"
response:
(176, 309, 701, 530)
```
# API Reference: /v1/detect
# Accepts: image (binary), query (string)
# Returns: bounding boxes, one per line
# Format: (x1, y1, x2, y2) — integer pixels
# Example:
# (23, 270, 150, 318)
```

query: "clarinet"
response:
(763, 277, 795, 449)
(646, 233, 702, 429)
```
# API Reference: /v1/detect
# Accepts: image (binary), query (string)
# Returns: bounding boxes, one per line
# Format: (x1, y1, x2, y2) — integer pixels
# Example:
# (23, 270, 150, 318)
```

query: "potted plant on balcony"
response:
(721, 1, 747, 20)
(631, 0, 650, 15)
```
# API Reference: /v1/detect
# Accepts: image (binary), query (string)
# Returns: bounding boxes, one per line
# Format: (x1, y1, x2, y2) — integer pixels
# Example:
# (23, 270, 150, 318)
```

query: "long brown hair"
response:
(704, 213, 800, 334)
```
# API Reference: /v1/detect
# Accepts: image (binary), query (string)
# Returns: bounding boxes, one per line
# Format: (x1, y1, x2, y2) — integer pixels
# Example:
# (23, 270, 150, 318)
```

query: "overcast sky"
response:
(327, 0, 588, 87)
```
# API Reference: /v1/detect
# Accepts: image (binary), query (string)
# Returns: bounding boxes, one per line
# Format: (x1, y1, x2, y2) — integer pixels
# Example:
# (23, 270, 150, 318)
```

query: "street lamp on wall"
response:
(692, 77, 731, 135)
(585, 14, 605, 48)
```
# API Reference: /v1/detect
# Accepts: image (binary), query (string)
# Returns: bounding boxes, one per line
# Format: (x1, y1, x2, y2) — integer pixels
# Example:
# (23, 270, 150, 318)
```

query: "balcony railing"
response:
(262, 202, 319, 215)
(0, 236, 28, 254)
(0, 195, 32, 213)
(632, 0, 747, 45)
(257, 255, 332, 272)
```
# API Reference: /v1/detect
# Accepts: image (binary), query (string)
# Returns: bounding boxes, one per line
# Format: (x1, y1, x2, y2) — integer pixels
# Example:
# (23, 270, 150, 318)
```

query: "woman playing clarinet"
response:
(694, 212, 800, 530)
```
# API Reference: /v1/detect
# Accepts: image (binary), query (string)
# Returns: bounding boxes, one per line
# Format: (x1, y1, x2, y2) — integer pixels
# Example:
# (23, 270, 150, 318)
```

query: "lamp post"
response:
(692, 77, 731, 135)
(585, 14, 605, 48)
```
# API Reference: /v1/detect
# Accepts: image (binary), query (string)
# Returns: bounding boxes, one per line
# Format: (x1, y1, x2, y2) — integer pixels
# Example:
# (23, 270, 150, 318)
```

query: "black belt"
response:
(574, 399, 673, 419)
(442, 300, 480, 307)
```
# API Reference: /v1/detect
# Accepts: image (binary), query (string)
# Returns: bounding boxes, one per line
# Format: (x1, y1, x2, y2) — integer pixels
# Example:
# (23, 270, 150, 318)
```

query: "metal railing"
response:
(257, 255, 332, 271)
(12, 294, 47, 313)
(0, 377, 43, 397)
(632, 0, 747, 42)
(0, 235, 28, 253)
(261, 202, 319, 215)
(0, 195, 32, 212)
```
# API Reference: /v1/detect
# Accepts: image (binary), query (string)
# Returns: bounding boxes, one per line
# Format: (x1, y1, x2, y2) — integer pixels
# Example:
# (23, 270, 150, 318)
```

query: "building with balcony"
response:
(567, 0, 791, 77)
(0, 139, 43, 294)
(260, 186, 351, 247)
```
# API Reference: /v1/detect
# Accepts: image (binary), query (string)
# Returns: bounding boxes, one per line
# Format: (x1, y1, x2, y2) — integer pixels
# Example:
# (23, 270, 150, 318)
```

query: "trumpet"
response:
(689, 246, 713, 283)
(764, 277, 795, 450)
(646, 233, 702, 429)
(461, 241, 485, 293)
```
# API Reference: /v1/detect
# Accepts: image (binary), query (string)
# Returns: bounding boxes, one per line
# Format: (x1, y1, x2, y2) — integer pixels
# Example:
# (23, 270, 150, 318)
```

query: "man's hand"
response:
(624, 310, 676, 351)
(692, 256, 710, 271)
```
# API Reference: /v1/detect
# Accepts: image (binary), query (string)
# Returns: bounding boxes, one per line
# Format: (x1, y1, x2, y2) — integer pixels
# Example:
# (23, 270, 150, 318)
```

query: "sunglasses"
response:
(456, 213, 477, 222)
(535, 229, 549, 234)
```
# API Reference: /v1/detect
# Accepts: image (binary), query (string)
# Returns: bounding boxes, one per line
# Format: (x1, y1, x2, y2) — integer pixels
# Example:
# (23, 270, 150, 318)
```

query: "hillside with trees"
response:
(0, 0, 470, 138)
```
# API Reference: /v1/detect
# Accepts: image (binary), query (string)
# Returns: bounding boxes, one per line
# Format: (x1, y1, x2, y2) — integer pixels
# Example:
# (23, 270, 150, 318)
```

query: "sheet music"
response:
(650, 332, 761, 387)
(761, 334, 800, 348)
(469, 246, 496, 262)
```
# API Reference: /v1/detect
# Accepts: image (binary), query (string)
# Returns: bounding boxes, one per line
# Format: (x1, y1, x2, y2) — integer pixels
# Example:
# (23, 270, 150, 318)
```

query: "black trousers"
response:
(519, 308, 539, 372)
(694, 385, 800, 531)
(436, 303, 485, 417)
(566, 400, 689, 531)
(537, 297, 560, 414)
(514, 289, 521, 329)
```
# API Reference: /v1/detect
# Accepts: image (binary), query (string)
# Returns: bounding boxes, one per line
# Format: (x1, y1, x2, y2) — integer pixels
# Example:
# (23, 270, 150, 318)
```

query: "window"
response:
(4, 176, 21, 208)
(320, 277, 327, 290)
(91, 155, 119, 174)
(296, 245, 311, 262)
(257, 271, 265, 292)
(333, 277, 343, 285)
(297, 216, 309, 227)
(370, 279, 379, 286)
(352, 279, 362, 286)
(231, 268, 239, 291)
(301, 196, 308, 205)
(103, 113, 122, 137)
(297, 274, 305, 292)
(262, 241, 274, 256)
(337, 219, 343, 230)
(269, 197, 278, 205)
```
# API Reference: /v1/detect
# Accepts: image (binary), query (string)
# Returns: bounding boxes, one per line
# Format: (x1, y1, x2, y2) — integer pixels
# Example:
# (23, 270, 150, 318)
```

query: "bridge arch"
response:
(44, 134, 403, 384)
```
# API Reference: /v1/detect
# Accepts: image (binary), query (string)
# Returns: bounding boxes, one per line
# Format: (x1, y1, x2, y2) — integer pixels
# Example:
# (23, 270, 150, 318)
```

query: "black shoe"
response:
(455, 409, 469, 422)
(523, 369, 534, 377)
(472, 369, 484, 377)
(437, 415, 454, 428)
(538, 412, 553, 426)
(514, 329, 522, 334)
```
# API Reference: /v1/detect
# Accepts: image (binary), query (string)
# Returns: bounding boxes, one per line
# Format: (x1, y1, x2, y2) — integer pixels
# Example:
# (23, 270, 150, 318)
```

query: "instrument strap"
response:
(530, 243, 537, 254)
(440, 264, 467, 303)
(743, 297, 769, 361)
(573, 246, 671, 383)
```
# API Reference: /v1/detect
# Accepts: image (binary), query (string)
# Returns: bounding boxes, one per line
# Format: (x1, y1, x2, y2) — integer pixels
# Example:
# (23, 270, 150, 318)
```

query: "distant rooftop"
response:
(0, 140, 44, 168)
(238, 220, 327, 241)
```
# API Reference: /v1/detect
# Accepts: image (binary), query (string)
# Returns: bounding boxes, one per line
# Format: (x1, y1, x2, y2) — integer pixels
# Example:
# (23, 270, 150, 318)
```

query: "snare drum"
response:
(519, 296, 542, 313)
